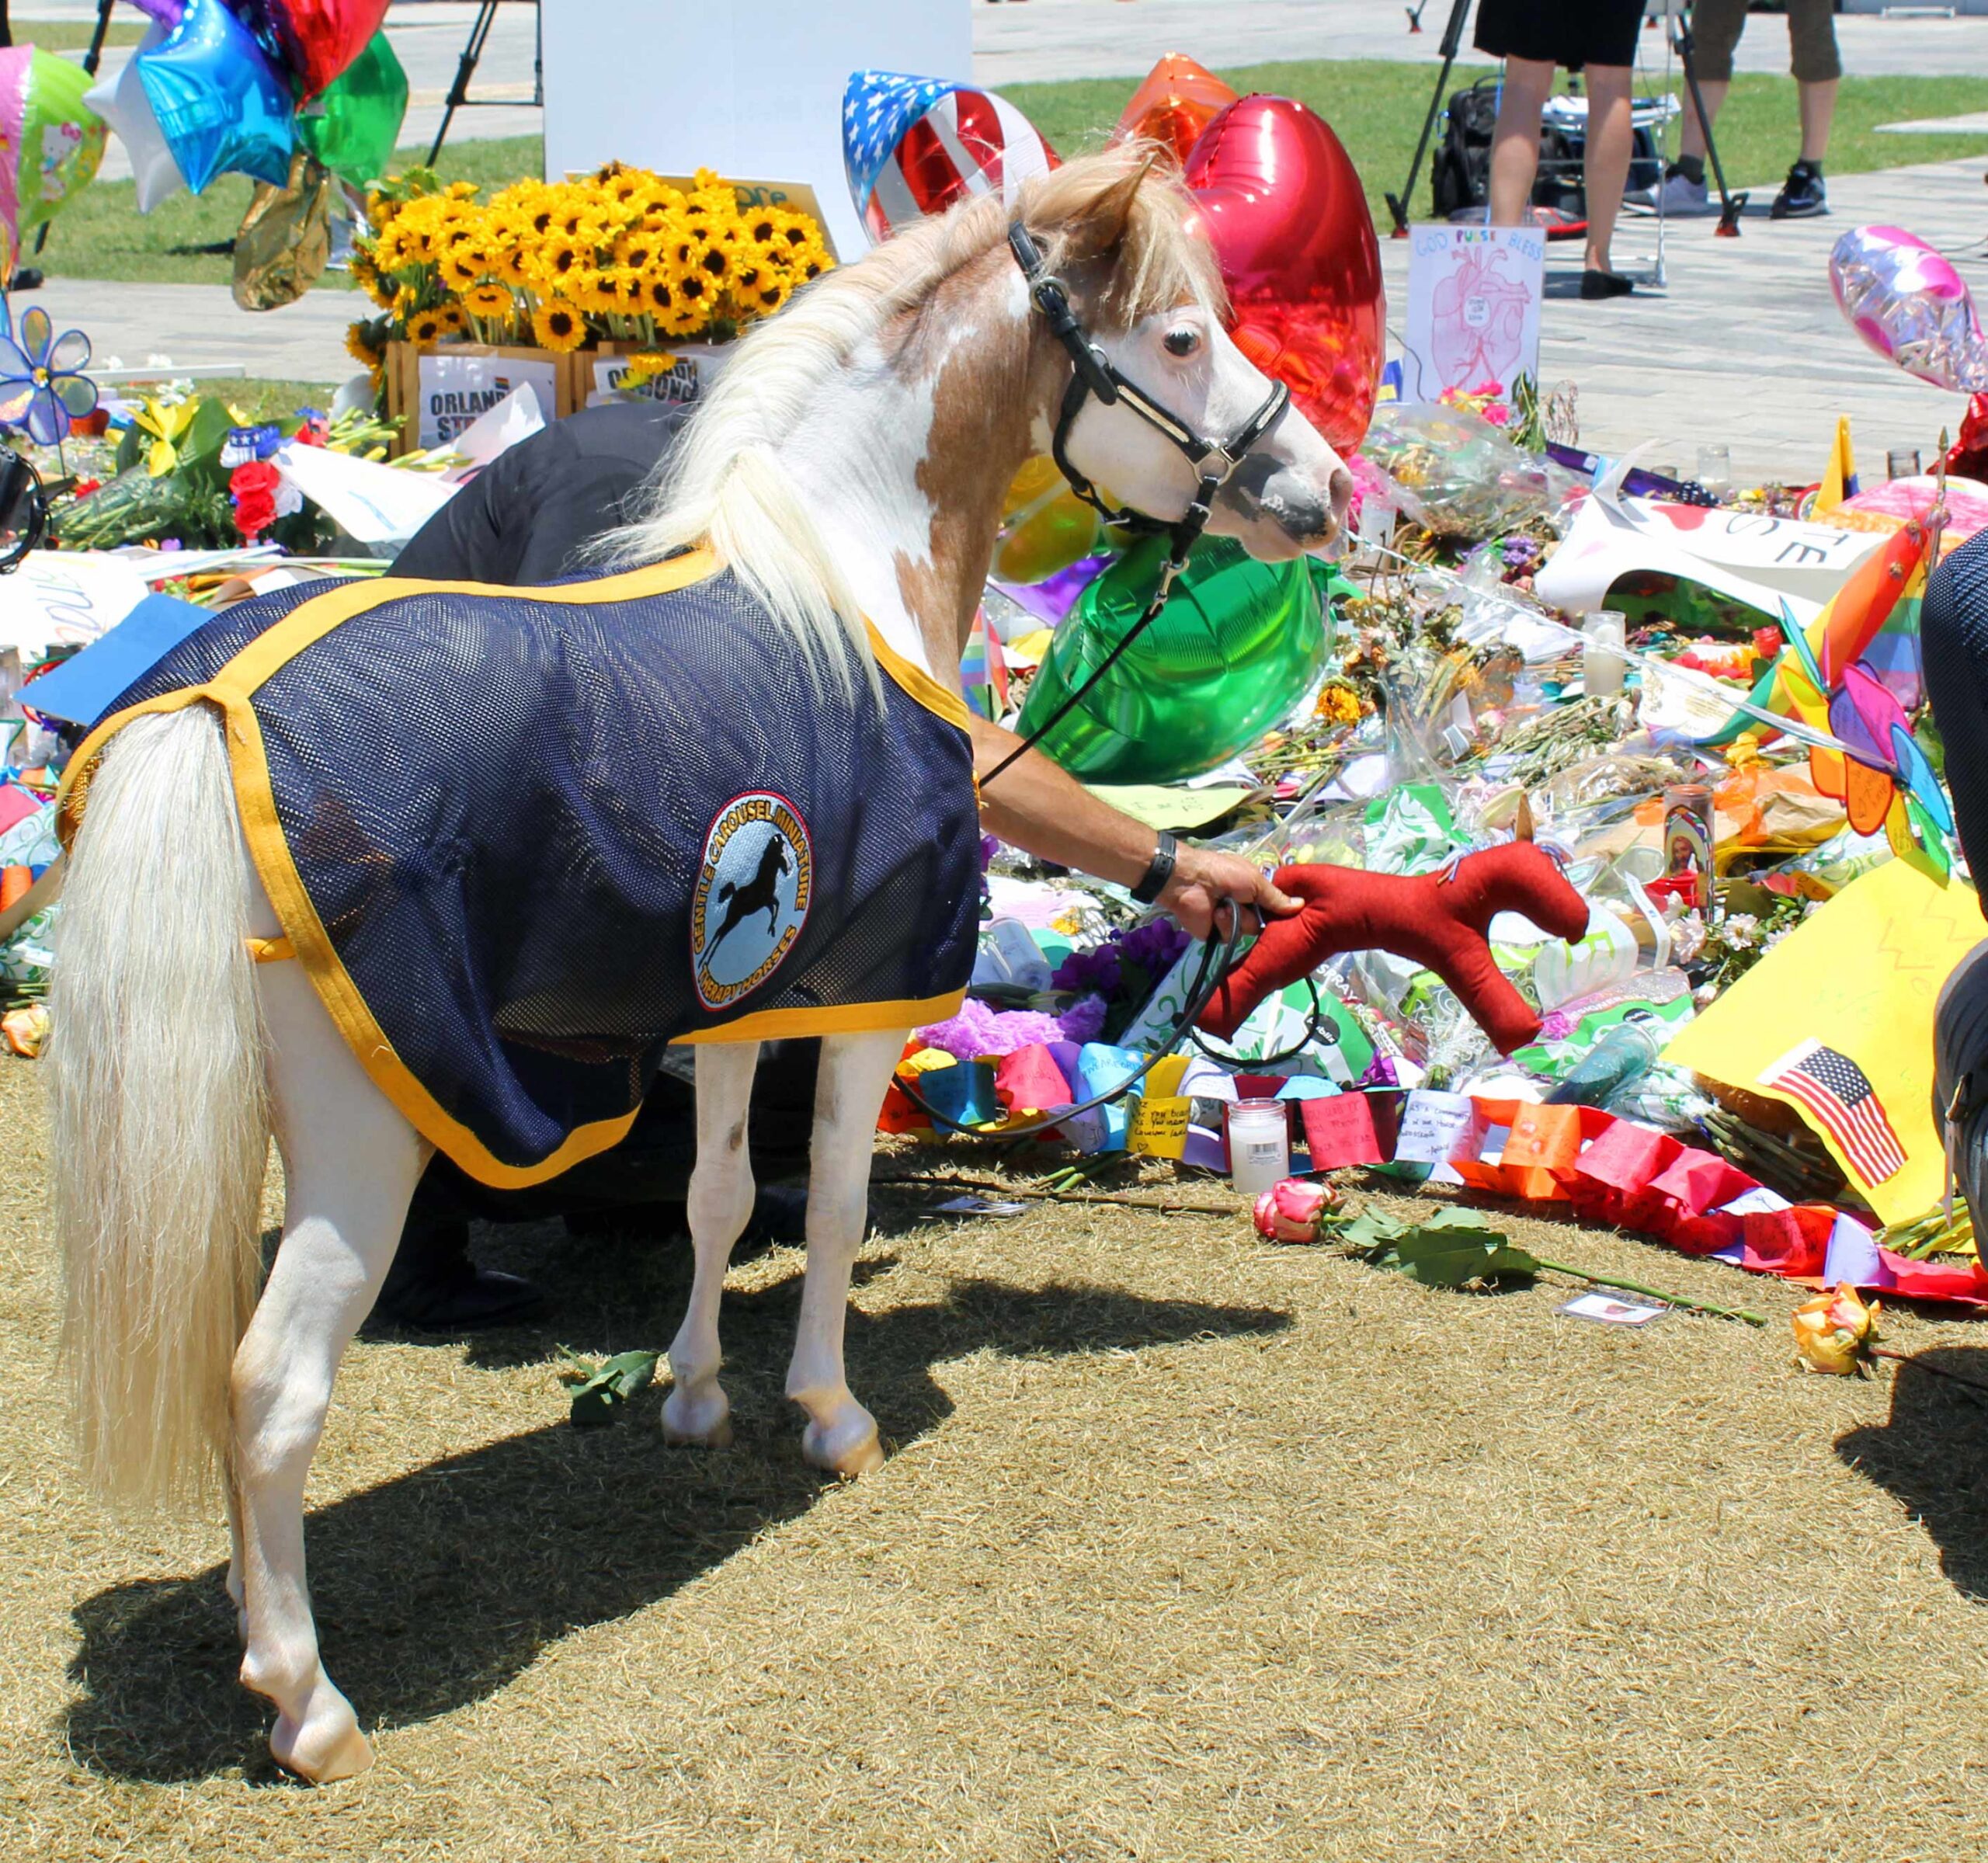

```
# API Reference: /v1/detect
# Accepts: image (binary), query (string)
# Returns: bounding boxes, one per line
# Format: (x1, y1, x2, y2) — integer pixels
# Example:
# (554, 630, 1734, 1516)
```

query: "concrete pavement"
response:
(21, 2, 1988, 479)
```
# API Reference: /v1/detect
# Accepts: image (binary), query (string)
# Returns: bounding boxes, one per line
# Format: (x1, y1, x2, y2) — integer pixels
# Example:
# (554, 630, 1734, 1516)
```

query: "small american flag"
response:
(1758, 1039, 1907, 1186)
(843, 70, 1057, 245)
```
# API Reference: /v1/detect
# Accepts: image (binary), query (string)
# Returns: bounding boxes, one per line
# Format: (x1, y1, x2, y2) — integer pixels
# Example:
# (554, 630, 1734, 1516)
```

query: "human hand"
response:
(1156, 845, 1300, 944)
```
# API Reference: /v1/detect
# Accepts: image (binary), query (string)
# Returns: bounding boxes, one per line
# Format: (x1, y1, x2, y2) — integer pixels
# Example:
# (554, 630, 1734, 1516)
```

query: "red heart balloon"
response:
(1183, 96, 1385, 455)
(235, 0, 391, 100)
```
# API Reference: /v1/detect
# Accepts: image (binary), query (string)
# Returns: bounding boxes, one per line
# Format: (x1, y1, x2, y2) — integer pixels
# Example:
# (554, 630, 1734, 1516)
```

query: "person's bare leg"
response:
(1679, 78, 1729, 163)
(1799, 77, 1837, 165)
(1488, 57, 1555, 227)
(1582, 64, 1635, 275)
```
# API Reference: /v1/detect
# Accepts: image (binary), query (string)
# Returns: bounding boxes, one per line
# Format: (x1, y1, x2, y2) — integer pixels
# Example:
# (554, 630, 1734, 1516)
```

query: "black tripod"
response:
(428, 0, 543, 165)
(1386, 0, 1473, 237)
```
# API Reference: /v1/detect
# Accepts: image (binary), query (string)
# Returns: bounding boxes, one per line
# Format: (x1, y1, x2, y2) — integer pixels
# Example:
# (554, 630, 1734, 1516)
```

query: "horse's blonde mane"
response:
(597, 144, 1220, 697)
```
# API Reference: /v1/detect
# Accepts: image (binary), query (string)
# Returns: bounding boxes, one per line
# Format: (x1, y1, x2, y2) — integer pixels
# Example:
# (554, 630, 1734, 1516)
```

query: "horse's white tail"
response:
(49, 704, 269, 1511)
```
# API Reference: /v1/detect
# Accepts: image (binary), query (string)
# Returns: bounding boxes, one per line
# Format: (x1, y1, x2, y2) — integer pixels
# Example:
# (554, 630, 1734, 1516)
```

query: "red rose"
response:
(231, 460, 281, 540)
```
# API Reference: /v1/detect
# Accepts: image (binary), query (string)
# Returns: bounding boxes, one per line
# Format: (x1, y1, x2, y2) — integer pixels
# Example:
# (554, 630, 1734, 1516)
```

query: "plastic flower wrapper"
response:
(1791, 1284, 1881, 1376)
(1253, 1177, 1340, 1243)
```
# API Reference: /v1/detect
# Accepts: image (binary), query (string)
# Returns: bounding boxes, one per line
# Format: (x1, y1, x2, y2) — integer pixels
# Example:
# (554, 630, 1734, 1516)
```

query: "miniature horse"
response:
(48, 148, 1350, 1781)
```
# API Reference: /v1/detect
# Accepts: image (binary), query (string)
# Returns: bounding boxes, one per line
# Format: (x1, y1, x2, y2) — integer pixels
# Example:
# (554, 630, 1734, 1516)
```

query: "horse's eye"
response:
(1163, 328, 1199, 357)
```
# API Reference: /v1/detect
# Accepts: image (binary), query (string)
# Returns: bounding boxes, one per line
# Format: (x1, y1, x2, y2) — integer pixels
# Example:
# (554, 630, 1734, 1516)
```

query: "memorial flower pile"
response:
(346, 162, 837, 381)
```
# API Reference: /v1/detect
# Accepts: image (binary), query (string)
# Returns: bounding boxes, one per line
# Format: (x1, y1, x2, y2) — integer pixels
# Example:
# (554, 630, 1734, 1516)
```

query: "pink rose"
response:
(1251, 1177, 1338, 1243)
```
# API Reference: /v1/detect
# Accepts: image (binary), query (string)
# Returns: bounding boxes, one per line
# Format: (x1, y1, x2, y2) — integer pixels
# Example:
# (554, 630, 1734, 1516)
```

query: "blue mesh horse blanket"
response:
(60, 547, 979, 1185)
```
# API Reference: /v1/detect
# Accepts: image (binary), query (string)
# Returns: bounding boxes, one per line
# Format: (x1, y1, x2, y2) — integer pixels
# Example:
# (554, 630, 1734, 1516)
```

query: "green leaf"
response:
(568, 1348, 659, 1427)
(1340, 1204, 1540, 1288)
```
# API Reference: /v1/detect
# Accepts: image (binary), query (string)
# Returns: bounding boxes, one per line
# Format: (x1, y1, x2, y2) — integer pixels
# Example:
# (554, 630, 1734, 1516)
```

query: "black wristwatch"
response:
(1131, 830, 1179, 905)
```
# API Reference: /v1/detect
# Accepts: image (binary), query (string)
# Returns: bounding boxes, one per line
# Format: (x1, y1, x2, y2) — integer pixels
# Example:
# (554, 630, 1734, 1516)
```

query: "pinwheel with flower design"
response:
(0, 304, 97, 447)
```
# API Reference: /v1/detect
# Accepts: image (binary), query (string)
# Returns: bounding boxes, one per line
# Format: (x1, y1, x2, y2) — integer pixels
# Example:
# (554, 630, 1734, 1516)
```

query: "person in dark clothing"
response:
(376, 398, 819, 1329)
(1919, 529, 1988, 1228)
(390, 398, 691, 587)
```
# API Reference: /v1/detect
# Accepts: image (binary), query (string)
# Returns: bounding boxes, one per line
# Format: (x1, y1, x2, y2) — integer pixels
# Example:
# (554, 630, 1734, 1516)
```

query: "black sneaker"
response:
(1771, 162, 1826, 220)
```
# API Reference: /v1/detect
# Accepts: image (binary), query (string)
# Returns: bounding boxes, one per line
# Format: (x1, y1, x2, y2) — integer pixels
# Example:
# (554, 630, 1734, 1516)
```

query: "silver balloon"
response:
(82, 24, 185, 215)
(1830, 223, 1988, 394)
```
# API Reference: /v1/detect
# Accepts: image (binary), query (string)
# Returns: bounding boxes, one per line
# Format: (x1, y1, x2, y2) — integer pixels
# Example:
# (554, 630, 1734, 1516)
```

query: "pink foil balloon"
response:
(1183, 96, 1385, 455)
(1831, 224, 1988, 393)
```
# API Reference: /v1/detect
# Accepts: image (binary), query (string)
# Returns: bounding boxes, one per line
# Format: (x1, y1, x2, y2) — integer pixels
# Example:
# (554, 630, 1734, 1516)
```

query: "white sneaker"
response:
(1623, 169, 1715, 216)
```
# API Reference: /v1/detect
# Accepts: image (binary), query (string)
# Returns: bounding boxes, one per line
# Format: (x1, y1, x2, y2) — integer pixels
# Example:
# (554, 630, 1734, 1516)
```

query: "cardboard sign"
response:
(586, 342, 734, 411)
(414, 348, 563, 450)
(1400, 224, 1544, 404)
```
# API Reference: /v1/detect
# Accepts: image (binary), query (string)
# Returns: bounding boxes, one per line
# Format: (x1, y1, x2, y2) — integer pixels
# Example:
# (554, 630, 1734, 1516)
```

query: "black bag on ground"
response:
(1431, 76, 1500, 219)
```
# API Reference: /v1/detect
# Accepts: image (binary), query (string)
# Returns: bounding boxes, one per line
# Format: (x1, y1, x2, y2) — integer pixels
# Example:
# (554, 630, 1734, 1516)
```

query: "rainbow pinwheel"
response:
(0, 302, 97, 446)
(1698, 509, 1954, 875)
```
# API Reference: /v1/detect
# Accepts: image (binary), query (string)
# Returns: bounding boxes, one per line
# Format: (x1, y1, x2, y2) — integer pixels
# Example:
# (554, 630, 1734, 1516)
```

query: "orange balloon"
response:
(1111, 54, 1239, 167)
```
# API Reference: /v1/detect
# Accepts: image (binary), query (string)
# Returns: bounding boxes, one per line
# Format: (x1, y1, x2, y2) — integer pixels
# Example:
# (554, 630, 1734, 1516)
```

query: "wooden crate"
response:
(385, 341, 589, 455)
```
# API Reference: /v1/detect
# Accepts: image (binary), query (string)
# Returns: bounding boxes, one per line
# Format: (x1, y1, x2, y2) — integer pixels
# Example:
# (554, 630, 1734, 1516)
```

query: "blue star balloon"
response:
(134, 0, 295, 194)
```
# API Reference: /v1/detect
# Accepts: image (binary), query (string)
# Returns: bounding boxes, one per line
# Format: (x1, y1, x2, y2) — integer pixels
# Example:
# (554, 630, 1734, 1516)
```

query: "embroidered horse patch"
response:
(691, 791, 814, 1010)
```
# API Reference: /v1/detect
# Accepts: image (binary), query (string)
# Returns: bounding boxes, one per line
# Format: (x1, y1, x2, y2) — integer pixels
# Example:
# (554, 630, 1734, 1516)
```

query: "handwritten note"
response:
(1298, 1093, 1384, 1168)
(1127, 1093, 1191, 1159)
(1392, 1090, 1477, 1164)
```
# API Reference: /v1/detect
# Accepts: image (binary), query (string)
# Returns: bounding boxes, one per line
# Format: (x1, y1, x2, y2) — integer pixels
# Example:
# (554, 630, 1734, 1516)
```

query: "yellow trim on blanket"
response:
(672, 989, 966, 1046)
(57, 546, 973, 1190)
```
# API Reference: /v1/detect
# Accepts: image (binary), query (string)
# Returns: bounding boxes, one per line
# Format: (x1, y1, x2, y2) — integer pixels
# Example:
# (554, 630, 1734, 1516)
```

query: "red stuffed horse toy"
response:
(1198, 839, 1590, 1055)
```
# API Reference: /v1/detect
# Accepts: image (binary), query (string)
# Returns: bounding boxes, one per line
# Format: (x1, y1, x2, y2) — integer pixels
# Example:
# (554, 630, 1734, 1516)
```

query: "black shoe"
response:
(372, 1221, 549, 1331)
(8, 267, 40, 291)
(1580, 268, 1634, 300)
(1771, 162, 1826, 219)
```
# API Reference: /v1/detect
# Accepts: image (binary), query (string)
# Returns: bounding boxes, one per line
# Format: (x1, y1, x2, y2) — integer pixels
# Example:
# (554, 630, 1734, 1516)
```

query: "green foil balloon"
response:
(297, 30, 407, 188)
(1016, 534, 1329, 784)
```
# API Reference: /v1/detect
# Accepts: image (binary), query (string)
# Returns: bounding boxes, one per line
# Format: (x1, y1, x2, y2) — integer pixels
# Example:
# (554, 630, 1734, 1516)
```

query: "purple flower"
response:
(1053, 944, 1121, 996)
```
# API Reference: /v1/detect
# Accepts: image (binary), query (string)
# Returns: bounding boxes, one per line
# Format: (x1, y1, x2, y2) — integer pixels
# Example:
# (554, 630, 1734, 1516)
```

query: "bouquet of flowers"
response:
(346, 162, 837, 388)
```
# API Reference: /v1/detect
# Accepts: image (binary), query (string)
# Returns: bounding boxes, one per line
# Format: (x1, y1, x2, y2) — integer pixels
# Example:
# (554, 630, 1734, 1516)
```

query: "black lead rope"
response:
(981, 224, 1289, 788)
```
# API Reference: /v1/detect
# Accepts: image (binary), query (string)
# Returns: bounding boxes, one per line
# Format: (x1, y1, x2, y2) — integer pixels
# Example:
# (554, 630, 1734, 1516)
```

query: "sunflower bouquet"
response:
(347, 161, 836, 388)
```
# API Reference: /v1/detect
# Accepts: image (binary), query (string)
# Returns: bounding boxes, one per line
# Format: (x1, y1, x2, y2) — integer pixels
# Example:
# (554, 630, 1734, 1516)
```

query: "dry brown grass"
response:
(4, 1050, 1988, 1860)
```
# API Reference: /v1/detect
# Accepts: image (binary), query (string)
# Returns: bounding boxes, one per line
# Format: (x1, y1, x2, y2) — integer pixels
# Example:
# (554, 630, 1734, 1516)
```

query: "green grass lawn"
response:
(39, 64, 1988, 287)
(21, 21, 145, 54)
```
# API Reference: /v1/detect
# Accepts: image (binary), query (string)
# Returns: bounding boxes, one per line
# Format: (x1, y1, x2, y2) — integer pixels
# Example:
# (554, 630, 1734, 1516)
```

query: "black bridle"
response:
(981, 223, 1291, 785)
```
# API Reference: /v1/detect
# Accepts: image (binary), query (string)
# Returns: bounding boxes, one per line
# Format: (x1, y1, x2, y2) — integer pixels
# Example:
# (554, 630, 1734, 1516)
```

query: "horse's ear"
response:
(1514, 794, 1535, 843)
(1067, 150, 1159, 259)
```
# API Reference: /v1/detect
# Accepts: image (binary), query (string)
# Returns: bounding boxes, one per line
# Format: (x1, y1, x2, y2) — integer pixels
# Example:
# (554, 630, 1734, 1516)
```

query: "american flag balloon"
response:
(843, 69, 1058, 245)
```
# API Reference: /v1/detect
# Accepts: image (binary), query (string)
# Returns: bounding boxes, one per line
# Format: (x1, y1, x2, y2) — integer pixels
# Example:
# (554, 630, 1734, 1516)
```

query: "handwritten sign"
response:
(1127, 1093, 1191, 1159)
(1393, 1090, 1477, 1164)
(1298, 1093, 1384, 1168)
(1401, 224, 1544, 405)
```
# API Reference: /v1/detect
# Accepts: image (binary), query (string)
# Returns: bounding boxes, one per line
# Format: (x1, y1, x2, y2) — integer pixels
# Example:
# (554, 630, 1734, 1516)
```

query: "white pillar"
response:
(540, 0, 975, 259)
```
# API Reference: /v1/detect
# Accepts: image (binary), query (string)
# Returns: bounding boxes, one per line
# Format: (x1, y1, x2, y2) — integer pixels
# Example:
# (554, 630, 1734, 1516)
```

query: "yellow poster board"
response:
(1664, 859, 1983, 1224)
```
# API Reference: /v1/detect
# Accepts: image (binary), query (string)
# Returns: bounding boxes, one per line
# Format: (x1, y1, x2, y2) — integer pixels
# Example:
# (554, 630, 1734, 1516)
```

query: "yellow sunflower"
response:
(435, 303, 467, 335)
(407, 309, 447, 344)
(345, 322, 384, 367)
(437, 246, 485, 292)
(746, 275, 792, 317)
(531, 297, 587, 353)
(532, 235, 585, 285)
(461, 279, 513, 318)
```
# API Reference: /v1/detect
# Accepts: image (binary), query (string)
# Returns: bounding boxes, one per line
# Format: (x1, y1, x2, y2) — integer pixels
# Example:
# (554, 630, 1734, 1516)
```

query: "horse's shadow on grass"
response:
(1837, 1345, 1988, 1601)
(63, 1269, 1290, 1784)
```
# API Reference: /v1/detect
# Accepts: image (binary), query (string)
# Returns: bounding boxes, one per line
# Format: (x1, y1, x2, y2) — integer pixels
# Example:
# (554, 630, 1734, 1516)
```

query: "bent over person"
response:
(374, 398, 1297, 1328)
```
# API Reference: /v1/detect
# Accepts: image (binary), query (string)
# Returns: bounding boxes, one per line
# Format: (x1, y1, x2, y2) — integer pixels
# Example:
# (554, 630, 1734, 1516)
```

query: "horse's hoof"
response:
(803, 1412, 885, 1479)
(268, 1698, 374, 1783)
(662, 1387, 732, 1449)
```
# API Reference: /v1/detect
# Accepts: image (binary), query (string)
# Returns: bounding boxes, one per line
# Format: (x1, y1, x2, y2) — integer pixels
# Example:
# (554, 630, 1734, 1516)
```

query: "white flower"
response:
(1670, 911, 1708, 964)
(1722, 912, 1760, 951)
